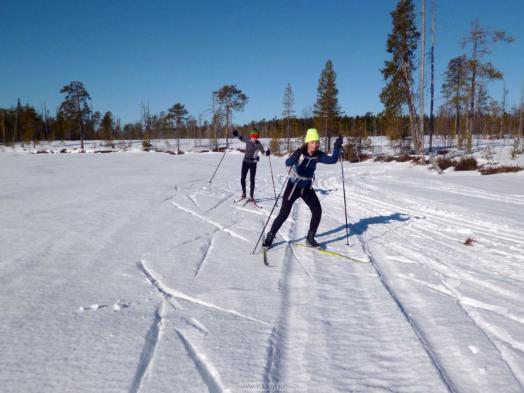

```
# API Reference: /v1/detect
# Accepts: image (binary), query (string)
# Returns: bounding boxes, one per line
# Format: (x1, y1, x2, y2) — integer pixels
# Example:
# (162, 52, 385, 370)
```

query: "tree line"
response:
(1, 0, 522, 154)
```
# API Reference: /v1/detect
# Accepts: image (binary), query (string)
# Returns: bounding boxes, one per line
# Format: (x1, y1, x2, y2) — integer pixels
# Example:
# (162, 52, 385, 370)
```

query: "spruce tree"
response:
(314, 60, 341, 152)
(282, 83, 295, 152)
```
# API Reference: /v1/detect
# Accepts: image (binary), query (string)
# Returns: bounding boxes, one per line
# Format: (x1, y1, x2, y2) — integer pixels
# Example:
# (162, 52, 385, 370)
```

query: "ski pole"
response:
(208, 148, 227, 184)
(340, 146, 350, 246)
(268, 154, 278, 206)
(252, 167, 292, 254)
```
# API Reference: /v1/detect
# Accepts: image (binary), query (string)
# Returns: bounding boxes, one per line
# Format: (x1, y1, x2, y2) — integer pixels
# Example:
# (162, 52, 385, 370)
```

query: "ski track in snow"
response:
(352, 186, 524, 248)
(186, 193, 199, 207)
(169, 201, 248, 242)
(203, 193, 235, 214)
(262, 206, 307, 390)
(356, 232, 457, 393)
(138, 259, 183, 310)
(175, 328, 231, 393)
(3, 153, 523, 392)
(261, 203, 334, 392)
(139, 259, 270, 326)
(388, 221, 524, 386)
(193, 234, 215, 279)
(337, 168, 524, 390)
(129, 301, 165, 393)
(315, 180, 454, 391)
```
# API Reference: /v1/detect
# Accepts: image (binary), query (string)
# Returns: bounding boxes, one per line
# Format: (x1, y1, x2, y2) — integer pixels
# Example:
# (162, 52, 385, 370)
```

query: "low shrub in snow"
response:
(479, 165, 523, 175)
(454, 157, 478, 171)
(436, 157, 456, 170)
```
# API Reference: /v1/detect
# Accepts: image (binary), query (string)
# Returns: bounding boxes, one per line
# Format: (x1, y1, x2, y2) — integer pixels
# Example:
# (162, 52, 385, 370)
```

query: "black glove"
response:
(334, 135, 343, 148)
(232, 130, 239, 137)
(265, 150, 271, 156)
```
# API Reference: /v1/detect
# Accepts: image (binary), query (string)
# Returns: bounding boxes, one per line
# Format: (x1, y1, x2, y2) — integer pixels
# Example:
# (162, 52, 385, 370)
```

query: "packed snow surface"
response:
(1, 150, 523, 393)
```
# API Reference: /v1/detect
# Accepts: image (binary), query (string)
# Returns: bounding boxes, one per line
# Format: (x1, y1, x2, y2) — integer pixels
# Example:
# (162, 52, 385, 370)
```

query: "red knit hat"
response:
(249, 130, 259, 139)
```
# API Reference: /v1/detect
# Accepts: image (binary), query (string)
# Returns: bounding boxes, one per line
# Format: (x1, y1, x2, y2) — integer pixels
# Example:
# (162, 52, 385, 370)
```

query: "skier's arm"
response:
(285, 148, 302, 167)
(256, 141, 265, 155)
(318, 136, 343, 164)
(232, 129, 246, 143)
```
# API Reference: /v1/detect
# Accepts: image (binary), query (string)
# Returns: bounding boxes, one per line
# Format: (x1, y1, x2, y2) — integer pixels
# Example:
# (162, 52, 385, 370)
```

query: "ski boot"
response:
(306, 230, 320, 248)
(262, 232, 275, 249)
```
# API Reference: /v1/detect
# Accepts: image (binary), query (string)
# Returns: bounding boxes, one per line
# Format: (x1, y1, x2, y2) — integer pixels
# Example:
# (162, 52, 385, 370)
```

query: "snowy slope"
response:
(0, 151, 523, 393)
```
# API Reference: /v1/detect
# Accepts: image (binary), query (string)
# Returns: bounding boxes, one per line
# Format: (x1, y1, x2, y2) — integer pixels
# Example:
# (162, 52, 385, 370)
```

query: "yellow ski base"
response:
(294, 243, 370, 264)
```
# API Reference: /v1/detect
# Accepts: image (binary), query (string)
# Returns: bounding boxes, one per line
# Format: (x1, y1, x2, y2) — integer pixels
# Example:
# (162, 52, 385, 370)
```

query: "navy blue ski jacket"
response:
(286, 145, 341, 188)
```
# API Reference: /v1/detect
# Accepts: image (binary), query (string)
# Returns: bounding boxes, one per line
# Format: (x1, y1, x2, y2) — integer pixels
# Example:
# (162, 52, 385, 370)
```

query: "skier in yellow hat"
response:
(262, 129, 343, 248)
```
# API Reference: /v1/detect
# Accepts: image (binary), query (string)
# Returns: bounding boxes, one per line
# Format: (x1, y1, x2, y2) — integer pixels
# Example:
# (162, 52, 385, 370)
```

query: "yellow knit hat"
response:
(305, 128, 320, 143)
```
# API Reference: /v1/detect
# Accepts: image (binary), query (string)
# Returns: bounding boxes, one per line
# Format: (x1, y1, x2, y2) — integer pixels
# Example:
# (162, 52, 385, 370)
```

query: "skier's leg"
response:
(264, 182, 300, 248)
(268, 181, 300, 235)
(240, 161, 248, 197)
(249, 162, 257, 199)
(302, 188, 322, 246)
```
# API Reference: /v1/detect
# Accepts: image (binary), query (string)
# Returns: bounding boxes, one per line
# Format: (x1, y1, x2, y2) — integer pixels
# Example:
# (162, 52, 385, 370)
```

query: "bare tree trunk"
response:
(428, 0, 442, 173)
(14, 99, 19, 146)
(325, 115, 330, 153)
(225, 100, 231, 148)
(401, 63, 422, 154)
(77, 96, 85, 151)
(419, 0, 426, 156)
(212, 93, 218, 151)
(500, 82, 508, 139)
(287, 116, 290, 152)
(467, 39, 479, 153)
(429, 0, 434, 154)
(43, 102, 49, 142)
(177, 125, 180, 153)
(519, 83, 523, 141)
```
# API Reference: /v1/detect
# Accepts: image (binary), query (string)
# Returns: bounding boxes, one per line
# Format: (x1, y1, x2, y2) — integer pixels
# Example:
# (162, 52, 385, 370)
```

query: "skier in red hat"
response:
(232, 128, 270, 203)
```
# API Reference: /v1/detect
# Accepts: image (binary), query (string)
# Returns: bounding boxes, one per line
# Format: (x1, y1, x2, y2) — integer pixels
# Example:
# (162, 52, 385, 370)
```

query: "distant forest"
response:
(2, 0, 522, 155)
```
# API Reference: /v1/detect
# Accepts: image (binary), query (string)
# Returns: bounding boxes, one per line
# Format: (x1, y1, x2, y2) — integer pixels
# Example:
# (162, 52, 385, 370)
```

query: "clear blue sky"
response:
(1, 0, 523, 125)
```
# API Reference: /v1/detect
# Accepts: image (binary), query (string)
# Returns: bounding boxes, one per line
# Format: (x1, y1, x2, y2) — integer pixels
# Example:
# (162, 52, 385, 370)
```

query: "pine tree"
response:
(59, 81, 91, 151)
(100, 111, 113, 144)
(91, 111, 101, 140)
(215, 85, 248, 148)
(168, 103, 188, 153)
(380, 0, 421, 153)
(461, 20, 513, 151)
(141, 103, 152, 149)
(441, 55, 470, 140)
(19, 105, 40, 146)
(314, 60, 341, 152)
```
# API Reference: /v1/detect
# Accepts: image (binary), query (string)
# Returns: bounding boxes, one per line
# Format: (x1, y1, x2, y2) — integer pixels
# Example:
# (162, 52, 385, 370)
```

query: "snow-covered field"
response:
(1, 150, 523, 393)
